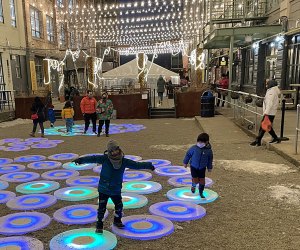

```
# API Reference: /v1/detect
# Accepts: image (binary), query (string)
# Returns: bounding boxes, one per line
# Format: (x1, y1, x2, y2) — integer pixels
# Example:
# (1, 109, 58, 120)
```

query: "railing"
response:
(0, 90, 15, 113)
(295, 104, 300, 154)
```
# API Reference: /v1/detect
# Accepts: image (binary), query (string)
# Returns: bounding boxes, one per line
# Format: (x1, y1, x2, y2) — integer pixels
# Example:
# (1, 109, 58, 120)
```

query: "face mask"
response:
(197, 142, 206, 148)
(102, 96, 107, 100)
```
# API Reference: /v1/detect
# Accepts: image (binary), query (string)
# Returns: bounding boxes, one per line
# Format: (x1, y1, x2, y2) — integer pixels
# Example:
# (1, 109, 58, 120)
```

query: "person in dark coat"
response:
(30, 97, 45, 137)
(157, 75, 166, 105)
(73, 140, 155, 234)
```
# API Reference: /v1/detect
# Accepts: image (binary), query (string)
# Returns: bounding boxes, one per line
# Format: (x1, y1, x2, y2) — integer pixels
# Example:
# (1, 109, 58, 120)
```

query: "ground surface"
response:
(0, 118, 300, 250)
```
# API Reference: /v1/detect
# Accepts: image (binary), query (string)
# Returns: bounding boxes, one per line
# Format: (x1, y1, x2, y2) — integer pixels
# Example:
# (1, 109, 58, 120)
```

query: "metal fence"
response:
(0, 90, 15, 113)
(295, 104, 300, 154)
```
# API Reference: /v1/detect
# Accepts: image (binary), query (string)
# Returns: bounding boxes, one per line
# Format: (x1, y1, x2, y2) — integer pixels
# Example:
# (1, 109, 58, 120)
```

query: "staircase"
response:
(54, 109, 62, 120)
(149, 108, 176, 118)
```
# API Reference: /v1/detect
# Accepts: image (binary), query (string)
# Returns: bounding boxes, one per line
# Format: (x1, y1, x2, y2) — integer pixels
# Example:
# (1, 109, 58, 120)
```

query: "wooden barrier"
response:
(15, 97, 49, 119)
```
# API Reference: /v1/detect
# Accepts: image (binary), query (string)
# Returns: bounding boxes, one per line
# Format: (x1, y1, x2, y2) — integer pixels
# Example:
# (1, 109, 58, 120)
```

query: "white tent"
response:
(102, 58, 179, 91)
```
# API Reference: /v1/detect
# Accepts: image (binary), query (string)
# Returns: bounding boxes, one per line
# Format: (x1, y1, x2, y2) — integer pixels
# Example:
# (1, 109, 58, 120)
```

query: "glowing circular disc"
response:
(112, 215, 174, 240)
(48, 153, 79, 161)
(168, 176, 214, 188)
(63, 162, 97, 171)
(92, 165, 102, 173)
(167, 187, 218, 204)
(27, 161, 62, 170)
(14, 155, 47, 163)
(0, 138, 22, 144)
(3, 146, 31, 152)
(50, 228, 117, 250)
(53, 204, 108, 225)
(66, 176, 100, 187)
(107, 193, 148, 209)
(0, 212, 51, 235)
(149, 201, 206, 221)
(0, 172, 40, 183)
(47, 139, 64, 144)
(8, 141, 34, 147)
(24, 138, 48, 143)
(7, 194, 57, 210)
(122, 181, 162, 194)
(123, 171, 152, 182)
(16, 181, 60, 194)
(42, 169, 80, 180)
(54, 186, 98, 201)
(0, 164, 26, 174)
(0, 236, 44, 250)
(139, 159, 171, 168)
(124, 155, 142, 161)
(0, 180, 9, 190)
(154, 166, 190, 176)
(0, 191, 16, 203)
(31, 143, 58, 149)
(80, 153, 103, 158)
(0, 158, 13, 165)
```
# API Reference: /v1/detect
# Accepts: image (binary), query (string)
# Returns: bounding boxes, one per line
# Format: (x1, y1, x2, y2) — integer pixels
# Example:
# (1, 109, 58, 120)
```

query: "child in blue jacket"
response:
(47, 104, 56, 127)
(73, 140, 155, 234)
(183, 133, 213, 198)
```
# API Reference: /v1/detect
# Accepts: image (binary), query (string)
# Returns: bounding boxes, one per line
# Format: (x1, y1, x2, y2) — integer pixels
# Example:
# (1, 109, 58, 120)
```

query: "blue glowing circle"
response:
(47, 139, 64, 144)
(14, 155, 47, 163)
(27, 161, 62, 170)
(0, 191, 16, 203)
(80, 153, 103, 158)
(123, 171, 152, 182)
(92, 165, 102, 173)
(0, 236, 44, 250)
(112, 215, 174, 240)
(54, 186, 98, 201)
(7, 194, 57, 210)
(8, 141, 34, 147)
(53, 204, 108, 225)
(48, 153, 79, 161)
(124, 155, 142, 161)
(0, 138, 22, 144)
(50, 228, 117, 250)
(42, 169, 80, 180)
(66, 176, 100, 187)
(122, 181, 162, 194)
(16, 181, 60, 194)
(0, 158, 13, 165)
(0, 164, 26, 174)
(3, 146, 31, 152)
(154, 166, 190, 177)
(25, 138, 48, 143)
(167, 187, 219, 204)
(139, 159, 171, 168)
(107, 193, 148, 209)
(168, 176, 214, 188)
(63, 162, 97, 171)
(31, 143, 58, 149)
(0, 172, 40, 183)
(0, 212, 51, 235)
(149, 201, 206, 221)
(0, 180, 9, 190)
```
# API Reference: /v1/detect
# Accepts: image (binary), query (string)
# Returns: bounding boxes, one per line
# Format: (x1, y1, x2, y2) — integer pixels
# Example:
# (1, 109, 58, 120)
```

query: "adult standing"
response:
(97, 93, 114, 137)
(80, 90, 97, 134)
(157, 75, 165, 105)
(217, 73, 229, 107)
(250, 79, 281, 146)
(30, 97, 45, 137)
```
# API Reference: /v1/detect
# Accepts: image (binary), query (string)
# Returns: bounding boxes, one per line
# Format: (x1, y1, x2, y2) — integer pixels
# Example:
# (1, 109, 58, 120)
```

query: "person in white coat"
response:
(250, 79, 281, 146)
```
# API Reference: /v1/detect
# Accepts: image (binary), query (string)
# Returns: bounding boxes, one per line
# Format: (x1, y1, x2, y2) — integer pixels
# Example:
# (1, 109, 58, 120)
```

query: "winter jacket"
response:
(263, 86, 281, 116)
(48, 108, 56, 123)
(80, 96, 97, 114)
(218, 78, 229, 89)
(74, 154, 154, 196)
(31, 102, 45, 122)
(61, 107, 74, 119)
(183, 144, 213, 170)
(157, 77, 165, 93)
(97, 99, 113, 120)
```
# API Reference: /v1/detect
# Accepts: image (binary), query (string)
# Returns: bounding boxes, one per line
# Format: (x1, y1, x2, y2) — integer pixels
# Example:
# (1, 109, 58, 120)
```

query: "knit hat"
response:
(107, 140, 120, 153)
(267, 80, 278, 89)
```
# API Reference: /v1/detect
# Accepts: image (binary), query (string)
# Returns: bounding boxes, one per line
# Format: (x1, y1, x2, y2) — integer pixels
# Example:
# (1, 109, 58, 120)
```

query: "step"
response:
(150, 114, 176, 118)
(54, 110, 62, 119)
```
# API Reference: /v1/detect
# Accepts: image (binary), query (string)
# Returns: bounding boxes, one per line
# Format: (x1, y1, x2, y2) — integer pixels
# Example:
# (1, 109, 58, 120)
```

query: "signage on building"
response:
(219, 56, 228, 66)
(30, 61, 37, 91)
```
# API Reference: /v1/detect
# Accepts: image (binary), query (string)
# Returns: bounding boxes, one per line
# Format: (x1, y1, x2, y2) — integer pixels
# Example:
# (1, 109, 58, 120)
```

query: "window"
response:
(68, 0, 75, 12)
(70, 31, 76, 48)
(46, 16, 54, 42)
(9, 0, 16, 27)
(30, 6, 42, 38)
(35, 57, 44, 87)
(171, 53, 183, 69)
(0, 0, 4, 23)
(0, 54, 5, 90)
(15, 55, 22, 78)
(60, 23, 66, 47)
(57, 0, 64, 8)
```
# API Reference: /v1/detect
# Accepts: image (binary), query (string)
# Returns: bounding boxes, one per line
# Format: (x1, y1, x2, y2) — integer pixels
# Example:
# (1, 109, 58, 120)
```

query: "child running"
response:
(183, 133, 213, 198)
(73, 140, 155, 234)
(47, 104, 56, 127)
(61, 100, 74, 134)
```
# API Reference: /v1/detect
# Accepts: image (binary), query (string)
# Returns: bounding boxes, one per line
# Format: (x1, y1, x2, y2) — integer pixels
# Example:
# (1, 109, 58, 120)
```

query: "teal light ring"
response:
(50, 228, 117, 250)
(0, 172, 40, 183)
(0, 158, 13, 165)
(27, 161, 62, 170)
(124, 155, 142, 161)
(63, 162, 97, 171)
(139, 159, 171, 168)
(48, 153, 79, 161)
(106, 193, 148, 209)
(154, 166, 190, 177)
(66, 176, 100, 187)
(54, 186, 98, 201)
(16, 181, 60, 194)
(14, 155, 47, 163)
(0, 236, 44, 250)
(167, 187, 219, 204)
(123, 171, 152, 182)
(0, 190, 16, 203)
(168, 176, 214, 188)
(41, 170, 80, 180)
(122, 181, 162, 194)
(0, 180, 9, 190)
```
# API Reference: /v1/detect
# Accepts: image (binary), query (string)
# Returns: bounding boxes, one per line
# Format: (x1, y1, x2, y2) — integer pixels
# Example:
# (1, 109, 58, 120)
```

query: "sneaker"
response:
(97, 133, 100, 137)
(93, 131, 97, 135)
(250, 141, 261, 146)
(113, 218, 125, 229)
(50, 123, 54, 128)
(29, 132, 35, 137)
(41, 133, 45, 138)
(95, 222, 103, 234)
(191, 186, 196, 194)
(83, 131, 87, 134)
(270, 138, 280, 144)
(106, 134, 109, 137)
(200, 193, 206, 199)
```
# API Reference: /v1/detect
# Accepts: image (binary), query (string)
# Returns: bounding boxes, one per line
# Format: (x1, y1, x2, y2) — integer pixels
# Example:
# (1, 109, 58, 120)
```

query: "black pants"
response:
(256, 115, 278, 143)
(217, 92, 226, 107)
(98, 119, 110, 135)
(32, 121, 44, 134)
(84, 112, 97, 132)
(98, 192, 123, 222)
